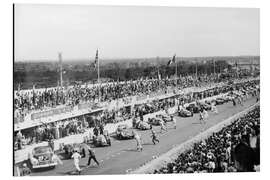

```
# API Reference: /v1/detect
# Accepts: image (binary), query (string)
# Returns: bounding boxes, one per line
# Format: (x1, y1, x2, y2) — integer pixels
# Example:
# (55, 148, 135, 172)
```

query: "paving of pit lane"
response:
(30, 97, 257, 176)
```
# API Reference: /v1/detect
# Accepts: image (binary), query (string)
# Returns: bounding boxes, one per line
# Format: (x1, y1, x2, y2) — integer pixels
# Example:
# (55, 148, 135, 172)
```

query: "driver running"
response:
(150, 129, 160, 145)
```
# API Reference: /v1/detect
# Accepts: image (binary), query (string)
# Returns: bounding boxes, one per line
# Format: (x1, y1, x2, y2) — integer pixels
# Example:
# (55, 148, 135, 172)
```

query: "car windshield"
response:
(33, 146, 52, 154)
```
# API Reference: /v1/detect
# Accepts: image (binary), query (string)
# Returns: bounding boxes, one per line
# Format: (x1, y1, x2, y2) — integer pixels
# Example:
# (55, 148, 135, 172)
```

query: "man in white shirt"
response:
(171, 115, 176, 129)
(71, 150, 82, 174)
(132, 130, 143, 151)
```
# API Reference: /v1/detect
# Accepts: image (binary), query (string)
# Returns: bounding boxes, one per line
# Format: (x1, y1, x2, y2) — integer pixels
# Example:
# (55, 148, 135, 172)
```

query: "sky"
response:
(14, 4, 260, 61)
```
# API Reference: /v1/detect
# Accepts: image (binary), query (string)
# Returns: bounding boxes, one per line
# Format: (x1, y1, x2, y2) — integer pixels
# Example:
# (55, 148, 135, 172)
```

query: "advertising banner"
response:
(31, 106, 73, 120)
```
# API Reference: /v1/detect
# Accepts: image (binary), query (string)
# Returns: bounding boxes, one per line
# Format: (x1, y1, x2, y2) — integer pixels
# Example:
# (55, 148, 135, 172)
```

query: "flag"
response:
(32, 84, 36, 105)
(92, 49, 98, 69)
(235, 61, 238, 68)
(167, 54, 176, 66)
(17, 83, 20, 92)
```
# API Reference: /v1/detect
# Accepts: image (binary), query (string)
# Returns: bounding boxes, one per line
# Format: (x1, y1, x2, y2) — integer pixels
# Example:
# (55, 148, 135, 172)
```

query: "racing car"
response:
(198, 101, 212, 111)
(115, 124, 134, 140)
(28, 146, 59, 169)
(213, 97, 226, 105)
(178, 108, 193, 117)
(156, 113, 172, 122)
(133, 118, 151, 130)
(148, 116, 164, 126)
(93, 130, 111, 147)
(186, 103, 201, 113)
(63, 143, 88, 159)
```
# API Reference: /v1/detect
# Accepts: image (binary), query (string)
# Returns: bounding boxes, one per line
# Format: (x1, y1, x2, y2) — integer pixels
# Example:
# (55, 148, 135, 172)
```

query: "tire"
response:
(81, 149, 86, 158)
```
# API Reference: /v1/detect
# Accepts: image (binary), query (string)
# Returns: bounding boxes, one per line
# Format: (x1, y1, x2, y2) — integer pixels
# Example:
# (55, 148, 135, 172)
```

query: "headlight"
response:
(32, 157, 39, 165)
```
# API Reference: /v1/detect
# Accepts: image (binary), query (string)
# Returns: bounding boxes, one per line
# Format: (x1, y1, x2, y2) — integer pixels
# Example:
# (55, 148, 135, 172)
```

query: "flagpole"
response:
(58, 52, 63, 88)
(235, 60, 238, 78)
(195, 62, 198, 80)
(157, 67, 161, 90)
(175, 58, 177, 85)
(97, 50, 100, 102)
(213, 59, 215, 76)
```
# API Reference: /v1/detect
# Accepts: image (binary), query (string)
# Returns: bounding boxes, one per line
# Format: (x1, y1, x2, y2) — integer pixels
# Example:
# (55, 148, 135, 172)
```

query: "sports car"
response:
(63, 143, 87, 159)
(178, 108, 193, 117)
(29, 146, 58, 169)
(133, 118, 151, 130)
(186, 103, 201, 113)
(214, 98, 225, 105)
(148, 117, 163, 126)
(198, 101, 212, 111)
(156, 114, 172, 122)
(93, 133, 111, 147)
(115, 124, 134, 140)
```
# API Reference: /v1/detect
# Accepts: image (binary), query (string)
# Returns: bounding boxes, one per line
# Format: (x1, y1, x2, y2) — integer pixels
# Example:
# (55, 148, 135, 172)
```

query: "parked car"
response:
(115, 124, 134, 140)
(157, 114, 172, 122)
(133, 117, 151, 130)
(63, 143, 88, 159)
(198, 101, 212, 111)
(93, 132, 111, 147)
(214, 98, 226, 105)
(178, 108, 193, 117)
(186, 103, 201, 113)
(29, 146, 58, 169)
(148, 116, 165, 126)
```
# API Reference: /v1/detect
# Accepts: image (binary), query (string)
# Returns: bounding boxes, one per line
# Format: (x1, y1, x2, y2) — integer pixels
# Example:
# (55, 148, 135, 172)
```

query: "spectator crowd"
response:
(14, 73, 249, 123)
(14, 77, 259, 151)
(154, 106, 260, 173)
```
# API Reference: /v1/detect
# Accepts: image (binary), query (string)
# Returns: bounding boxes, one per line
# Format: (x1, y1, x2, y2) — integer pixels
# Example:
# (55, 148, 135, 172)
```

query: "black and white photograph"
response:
(12, 3, 260, 176)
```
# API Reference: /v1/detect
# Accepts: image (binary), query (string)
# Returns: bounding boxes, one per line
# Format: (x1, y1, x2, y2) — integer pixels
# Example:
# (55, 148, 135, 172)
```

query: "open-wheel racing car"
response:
(28, 146, 59, 169)
(115, 124, 134, 140)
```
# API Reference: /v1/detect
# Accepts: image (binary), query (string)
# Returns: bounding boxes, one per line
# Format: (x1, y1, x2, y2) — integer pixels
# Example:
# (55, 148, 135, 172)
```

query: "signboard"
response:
(136, 95, 148, 102)
(148, 91, 165, 99)
(31, 106, 73, 120)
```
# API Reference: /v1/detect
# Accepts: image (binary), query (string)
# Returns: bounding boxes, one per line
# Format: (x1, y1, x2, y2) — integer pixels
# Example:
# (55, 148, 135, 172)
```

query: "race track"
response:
(31, 97, 258, 176)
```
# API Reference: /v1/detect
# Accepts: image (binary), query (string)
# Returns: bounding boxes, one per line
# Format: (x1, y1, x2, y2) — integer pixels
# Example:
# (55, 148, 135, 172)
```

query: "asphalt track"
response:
(31, 97, 258, 176)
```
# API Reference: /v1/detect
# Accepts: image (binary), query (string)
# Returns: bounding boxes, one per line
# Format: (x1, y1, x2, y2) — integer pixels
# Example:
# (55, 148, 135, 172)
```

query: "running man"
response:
(211, 102, 218, 114)
(87, 147, 99, 167)
(151, 129, 159, 145)
(171, 115, 176, 129)
(199, 110, 206, 124)
(160, 120, 167, 133)
(71, 150, 82, 174)
(133, 130, 143, 151)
